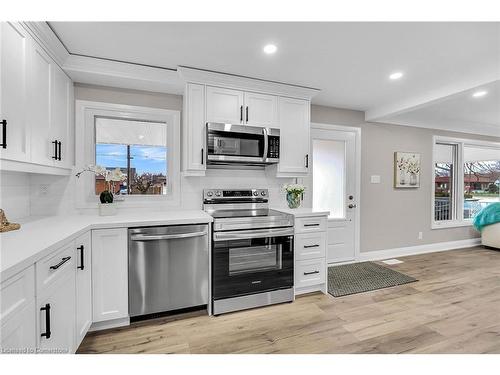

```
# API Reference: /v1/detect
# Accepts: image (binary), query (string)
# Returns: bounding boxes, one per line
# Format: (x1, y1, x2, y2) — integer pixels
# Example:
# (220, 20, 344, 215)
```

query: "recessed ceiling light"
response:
(263, 44, 277, 54)
(472, 90, 487, 98)
(389, 72, 404, 80)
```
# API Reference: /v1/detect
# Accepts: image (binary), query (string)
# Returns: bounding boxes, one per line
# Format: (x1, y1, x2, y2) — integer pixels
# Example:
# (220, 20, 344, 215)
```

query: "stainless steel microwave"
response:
(206, 123, 280, 167)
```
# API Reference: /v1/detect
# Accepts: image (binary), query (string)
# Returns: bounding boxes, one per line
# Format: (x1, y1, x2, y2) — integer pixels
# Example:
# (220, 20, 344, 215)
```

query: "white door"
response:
(37, 268, 76, 353)
(278, 97, 310, 175)
(309, 126, 360, 263)
(206, 86, 244, 124)
(92, 228, 128, 323)
(244, 92, 278, 127)
(0, 22, 29, 162)
(29, 41, 54, 166)
(75, 231, 92, 348)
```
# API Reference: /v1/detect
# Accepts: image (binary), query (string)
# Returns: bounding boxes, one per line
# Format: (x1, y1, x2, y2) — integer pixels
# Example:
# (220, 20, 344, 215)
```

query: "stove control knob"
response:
(261, 191, 266, 196)
(206, 191, 213, 197)
(215, 191, 222, 197)
(253, 191, 258, 196)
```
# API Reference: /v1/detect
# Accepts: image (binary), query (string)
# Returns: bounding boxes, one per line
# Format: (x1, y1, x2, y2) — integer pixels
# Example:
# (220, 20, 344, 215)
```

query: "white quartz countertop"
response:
(0, 210, 213, 282)
(273, 207, 330, 218)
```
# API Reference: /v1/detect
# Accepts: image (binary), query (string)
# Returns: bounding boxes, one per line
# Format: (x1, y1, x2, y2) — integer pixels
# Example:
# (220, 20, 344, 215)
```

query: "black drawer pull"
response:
(77, 245, 84, 270)
(240, 105, 243, 122)
(304, 223, 320, 227)
(52, 140, 58, 160)
(303, 244, 320, 248)
(49, 256, 71, 270)
(304, 270, 320, 275)
(40, 303, 51, 339)
(57, 140, 62, 160)
(1, 119, 6, 149)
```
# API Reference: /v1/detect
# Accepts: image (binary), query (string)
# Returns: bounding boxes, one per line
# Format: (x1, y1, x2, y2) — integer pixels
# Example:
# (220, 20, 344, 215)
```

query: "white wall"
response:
(0, 171, 30, 221)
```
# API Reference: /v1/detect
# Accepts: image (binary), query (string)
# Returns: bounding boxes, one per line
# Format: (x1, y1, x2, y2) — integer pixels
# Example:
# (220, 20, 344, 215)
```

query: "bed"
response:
(481, 222, 500, 249)
(473, 203, 500, 250)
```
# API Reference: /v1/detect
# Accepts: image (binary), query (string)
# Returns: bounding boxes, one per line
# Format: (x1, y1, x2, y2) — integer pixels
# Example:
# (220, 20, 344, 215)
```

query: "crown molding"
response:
(21, 22, 70, 68)
(178, 66, 320, 100)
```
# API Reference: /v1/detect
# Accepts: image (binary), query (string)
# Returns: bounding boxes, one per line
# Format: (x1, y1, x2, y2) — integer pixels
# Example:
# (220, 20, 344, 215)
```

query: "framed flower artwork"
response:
(394, 152, 421, 188)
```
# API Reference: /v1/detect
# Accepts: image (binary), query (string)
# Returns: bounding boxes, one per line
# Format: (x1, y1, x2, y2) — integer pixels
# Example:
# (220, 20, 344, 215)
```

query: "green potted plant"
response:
(283, 183, 305, 209)
(76, 165, 126, 216)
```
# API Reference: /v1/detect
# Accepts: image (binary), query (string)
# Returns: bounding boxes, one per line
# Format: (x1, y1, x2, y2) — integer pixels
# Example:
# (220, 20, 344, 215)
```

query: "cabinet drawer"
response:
(295, 216, 327, 234)
(0, 265, 35, 325)
(295, 258, 326, 289)
(295, 232, 326, 261)
(36, 242, 75, 293)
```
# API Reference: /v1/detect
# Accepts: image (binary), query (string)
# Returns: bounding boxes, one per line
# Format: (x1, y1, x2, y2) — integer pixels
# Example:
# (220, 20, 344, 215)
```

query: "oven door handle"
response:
(213, 227, 294, 242)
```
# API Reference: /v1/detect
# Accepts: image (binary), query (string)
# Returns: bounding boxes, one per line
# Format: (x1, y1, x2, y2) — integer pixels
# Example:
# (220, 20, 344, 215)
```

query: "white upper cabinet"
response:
(243, 92, 278, 127)
(278, 97, 311, 176)
(182, 83, 206, 175)
(28, 41, 53, 166)
(0, 22, 29, 162)
(206, 86, 244, 124)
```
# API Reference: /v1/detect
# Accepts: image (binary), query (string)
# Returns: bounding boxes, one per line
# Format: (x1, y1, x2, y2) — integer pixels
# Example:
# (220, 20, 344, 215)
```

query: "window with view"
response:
(433, 138, 499, 227)
(95, 117, 168, 196)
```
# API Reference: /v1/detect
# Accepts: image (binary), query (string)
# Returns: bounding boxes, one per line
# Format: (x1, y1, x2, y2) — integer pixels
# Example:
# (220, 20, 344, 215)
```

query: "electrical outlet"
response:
(39, 184, 49, 196)
(418, 231, 423, 240)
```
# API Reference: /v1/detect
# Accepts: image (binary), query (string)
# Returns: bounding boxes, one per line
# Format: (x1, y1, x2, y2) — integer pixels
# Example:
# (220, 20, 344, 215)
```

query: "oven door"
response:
(212, 227, 294, 300)
(207, 123, 266, 164)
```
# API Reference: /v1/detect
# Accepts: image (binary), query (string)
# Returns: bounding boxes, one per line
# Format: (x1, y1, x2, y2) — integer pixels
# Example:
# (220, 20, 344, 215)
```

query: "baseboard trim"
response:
(358, 238, 481, 262)
(89, 317, 130, 332)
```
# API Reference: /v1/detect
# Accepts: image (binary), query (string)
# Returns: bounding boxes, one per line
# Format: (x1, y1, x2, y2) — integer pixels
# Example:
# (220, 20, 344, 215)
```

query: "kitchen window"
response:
(433, 137, 499, 228)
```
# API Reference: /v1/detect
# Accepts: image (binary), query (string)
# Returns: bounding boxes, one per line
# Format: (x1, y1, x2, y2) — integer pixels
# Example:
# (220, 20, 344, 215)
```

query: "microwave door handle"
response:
(262, 128, 269, 162)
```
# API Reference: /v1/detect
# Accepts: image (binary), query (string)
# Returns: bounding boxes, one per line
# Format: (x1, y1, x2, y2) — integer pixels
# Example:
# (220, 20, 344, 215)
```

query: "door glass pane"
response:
(313, 139, 346, 219)
(95, 117, 168, 195)
(463, 145, 500, 219)
(229, 244, 282, 275)
(434, 143, 457, 221)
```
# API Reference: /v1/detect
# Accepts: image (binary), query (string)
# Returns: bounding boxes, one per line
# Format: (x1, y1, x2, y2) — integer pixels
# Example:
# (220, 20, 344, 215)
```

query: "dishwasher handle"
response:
(130, 231, 207, 241)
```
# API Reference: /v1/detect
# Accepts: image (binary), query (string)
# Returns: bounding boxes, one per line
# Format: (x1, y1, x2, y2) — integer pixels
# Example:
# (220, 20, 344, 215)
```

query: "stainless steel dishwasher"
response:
(128, 224, 209, 317)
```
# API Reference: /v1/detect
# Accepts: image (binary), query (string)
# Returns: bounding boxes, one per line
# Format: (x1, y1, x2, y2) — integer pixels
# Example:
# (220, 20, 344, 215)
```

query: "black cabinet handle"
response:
(305, 154, 309, 168)
(1, 119, 6, 149)
(246, 106, 249, 123)
(40, 303, 51, 339)
(304, 223, 320, 227)
(303, 244, 320, 248)
(49, 256, 71, 270)
(77, 245, 84, 270)
(304, 270, 320, 275)
(52, 140, 58, 160)
(240, 105, 243, 123)
(201, 148, 204, 165)
(57, 141, 62, 160)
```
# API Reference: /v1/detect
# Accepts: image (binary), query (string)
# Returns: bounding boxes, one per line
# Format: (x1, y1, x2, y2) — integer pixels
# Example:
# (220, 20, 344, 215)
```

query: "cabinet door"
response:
(92, 228, 128, 323)
(37, 268, 76, 354)
(0, 22, 29, 162)
(183, 83, 206, 174)
(51, 65, 73, 169)
(206, 86, 244, 124)
(0, 301, 36, 352)
(244, 92, 278, 127)
(278, 97, 310, 175)
(75, 231, 92, 348)
(28, 41, 54, 166)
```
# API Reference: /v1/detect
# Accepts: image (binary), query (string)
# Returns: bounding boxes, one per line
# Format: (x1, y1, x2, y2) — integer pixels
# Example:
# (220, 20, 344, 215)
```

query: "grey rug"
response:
(328, 262, 417, 297)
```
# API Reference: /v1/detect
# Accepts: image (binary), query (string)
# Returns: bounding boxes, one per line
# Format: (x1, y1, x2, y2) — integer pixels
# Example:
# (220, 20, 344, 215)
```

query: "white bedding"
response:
(482, 222, 500, 249)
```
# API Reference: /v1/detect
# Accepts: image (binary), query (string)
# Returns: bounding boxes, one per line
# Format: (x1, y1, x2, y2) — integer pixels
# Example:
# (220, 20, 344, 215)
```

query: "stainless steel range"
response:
(204, 188, 294, 315)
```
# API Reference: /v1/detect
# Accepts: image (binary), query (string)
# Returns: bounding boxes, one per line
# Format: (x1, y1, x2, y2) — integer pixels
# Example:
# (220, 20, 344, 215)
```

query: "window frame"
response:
(75, 100, 181, 209)
(432, 136, 500, 229)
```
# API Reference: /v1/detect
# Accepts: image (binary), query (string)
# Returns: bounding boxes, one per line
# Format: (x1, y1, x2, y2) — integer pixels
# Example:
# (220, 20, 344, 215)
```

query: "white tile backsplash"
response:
(0, 167, 295, 219)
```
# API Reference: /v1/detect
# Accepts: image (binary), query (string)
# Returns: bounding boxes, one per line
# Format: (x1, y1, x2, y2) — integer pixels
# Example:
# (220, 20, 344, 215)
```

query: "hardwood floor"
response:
(77, 247, 500, 354)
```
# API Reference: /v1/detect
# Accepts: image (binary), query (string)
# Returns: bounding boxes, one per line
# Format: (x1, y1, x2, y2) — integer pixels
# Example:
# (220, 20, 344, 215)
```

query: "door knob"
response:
(348, 204, 357, 209)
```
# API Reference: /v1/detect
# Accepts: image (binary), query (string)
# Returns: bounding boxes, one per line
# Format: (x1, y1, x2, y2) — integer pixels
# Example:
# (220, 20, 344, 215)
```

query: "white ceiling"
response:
(49, 22, 500, 135)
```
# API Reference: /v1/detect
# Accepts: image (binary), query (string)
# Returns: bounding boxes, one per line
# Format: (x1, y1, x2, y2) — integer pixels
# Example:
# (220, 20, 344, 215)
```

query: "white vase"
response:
(99, 202, 117, 216)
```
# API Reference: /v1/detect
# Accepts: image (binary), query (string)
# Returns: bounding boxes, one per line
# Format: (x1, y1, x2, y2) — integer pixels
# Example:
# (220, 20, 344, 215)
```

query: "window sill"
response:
(432, 220, 473, 230)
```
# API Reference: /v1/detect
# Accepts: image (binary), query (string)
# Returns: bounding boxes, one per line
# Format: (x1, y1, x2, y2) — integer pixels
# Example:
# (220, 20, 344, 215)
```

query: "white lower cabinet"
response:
(36, 254, 76, 354)
(294, 214, 328, 295)
(75, 232, 92, 348)
(91, 228, 129, 324)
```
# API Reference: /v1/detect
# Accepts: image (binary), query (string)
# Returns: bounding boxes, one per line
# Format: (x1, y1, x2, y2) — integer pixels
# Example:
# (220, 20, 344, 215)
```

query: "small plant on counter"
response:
(283, 183, 305, 209)
(75, 165, 126, 204)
